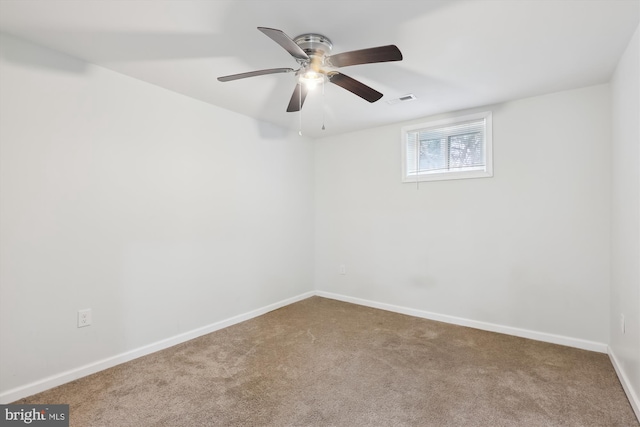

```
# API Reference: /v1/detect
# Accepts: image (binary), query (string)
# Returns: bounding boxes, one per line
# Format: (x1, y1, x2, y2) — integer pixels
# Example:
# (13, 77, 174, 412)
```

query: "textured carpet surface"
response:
(15, 297, 639, 426)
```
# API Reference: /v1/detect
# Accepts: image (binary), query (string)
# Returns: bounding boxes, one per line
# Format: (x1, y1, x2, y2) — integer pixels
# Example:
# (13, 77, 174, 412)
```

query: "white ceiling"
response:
(0, 0, 638, 139)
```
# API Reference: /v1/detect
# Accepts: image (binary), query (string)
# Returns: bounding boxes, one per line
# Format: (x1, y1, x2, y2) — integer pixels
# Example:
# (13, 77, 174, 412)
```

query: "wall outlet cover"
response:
(78, 309, 92, 328)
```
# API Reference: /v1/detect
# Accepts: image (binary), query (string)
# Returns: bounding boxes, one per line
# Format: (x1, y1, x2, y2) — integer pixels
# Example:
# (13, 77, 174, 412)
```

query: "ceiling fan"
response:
(217, 27, 403, 112)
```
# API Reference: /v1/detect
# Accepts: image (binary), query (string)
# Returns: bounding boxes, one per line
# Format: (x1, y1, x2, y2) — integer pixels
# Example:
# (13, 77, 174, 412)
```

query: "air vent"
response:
(386, 94, 417, 105)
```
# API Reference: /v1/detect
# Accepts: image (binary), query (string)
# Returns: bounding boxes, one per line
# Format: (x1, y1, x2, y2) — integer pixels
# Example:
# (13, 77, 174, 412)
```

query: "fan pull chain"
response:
(298, 83, 303, 136)
(322, 77, 326, 131)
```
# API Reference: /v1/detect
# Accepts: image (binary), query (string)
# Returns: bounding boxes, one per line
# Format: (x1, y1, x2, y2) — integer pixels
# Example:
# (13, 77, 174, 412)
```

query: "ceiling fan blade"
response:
(258, 27, 309, 61)
(217, 68, 294, 82)
(328, 72, 383, 103)
(327, 45, 403, 68)
(286, 83, 309, 112)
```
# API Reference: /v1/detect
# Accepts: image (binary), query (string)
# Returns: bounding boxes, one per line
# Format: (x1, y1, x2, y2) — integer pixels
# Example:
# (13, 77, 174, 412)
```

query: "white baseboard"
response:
(315, 291, 609, 353)
(0, 291, 315, 404)
(609, 347, 640, 422)
(0, 289, 614, 404)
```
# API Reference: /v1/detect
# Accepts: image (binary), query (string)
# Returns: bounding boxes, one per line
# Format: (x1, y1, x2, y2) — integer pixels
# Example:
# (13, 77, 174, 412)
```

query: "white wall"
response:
(0, 34, 314, 397)
(315, 84, 611, 346)
(610, 24, 640, 415)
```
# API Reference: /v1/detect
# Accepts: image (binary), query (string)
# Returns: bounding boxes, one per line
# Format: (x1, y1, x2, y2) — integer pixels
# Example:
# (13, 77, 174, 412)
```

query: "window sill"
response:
(402, 169, 493, 183)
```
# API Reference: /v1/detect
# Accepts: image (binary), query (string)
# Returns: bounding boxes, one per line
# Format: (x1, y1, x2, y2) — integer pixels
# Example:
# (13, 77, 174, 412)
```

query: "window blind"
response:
(406, 118, 486, 174)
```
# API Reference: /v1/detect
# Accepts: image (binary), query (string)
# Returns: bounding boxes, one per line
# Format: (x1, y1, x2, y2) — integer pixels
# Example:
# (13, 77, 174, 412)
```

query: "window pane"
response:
(419, 138, 446, 171)
(448, 132, 483, 169)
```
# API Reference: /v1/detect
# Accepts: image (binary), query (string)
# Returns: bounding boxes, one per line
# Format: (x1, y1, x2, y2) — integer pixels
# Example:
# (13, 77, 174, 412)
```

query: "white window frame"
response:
(401, 111, 493, 183)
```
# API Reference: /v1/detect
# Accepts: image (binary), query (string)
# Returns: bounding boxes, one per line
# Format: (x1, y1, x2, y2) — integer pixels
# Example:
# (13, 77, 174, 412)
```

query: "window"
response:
(401, 111, 492, 182)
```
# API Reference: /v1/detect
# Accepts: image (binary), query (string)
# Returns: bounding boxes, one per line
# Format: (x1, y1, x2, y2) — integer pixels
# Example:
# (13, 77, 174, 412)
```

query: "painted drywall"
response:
(314, 84, 611, 345)
(0, 33, 314, 396)
(610, 24, 640, 413)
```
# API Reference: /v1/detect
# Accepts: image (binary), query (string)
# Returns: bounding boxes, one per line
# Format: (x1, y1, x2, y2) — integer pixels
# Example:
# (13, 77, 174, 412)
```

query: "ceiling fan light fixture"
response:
(299, 70, 324, 90)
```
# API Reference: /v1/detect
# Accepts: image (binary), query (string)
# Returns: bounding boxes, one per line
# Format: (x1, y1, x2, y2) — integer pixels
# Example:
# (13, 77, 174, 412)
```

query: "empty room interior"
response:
(0, 0, 639, 425)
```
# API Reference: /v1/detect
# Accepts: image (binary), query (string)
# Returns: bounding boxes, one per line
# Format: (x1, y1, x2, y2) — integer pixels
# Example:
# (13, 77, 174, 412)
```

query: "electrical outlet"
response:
(339, 264, 346, 275)
(78, 309, 92, 328)
(620, 314, 625, 334)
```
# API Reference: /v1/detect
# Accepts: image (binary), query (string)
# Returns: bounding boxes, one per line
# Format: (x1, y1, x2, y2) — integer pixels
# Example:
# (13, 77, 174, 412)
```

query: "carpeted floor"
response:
(14, 296, 639, 426)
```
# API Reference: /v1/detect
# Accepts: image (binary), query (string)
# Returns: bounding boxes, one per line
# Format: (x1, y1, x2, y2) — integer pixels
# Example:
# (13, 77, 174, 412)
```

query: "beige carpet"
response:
(14, 296, 638, 426)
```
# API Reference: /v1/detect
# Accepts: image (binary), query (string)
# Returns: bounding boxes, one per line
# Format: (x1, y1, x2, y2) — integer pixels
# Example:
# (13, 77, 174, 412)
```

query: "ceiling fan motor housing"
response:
(294, 34, 333, 64)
